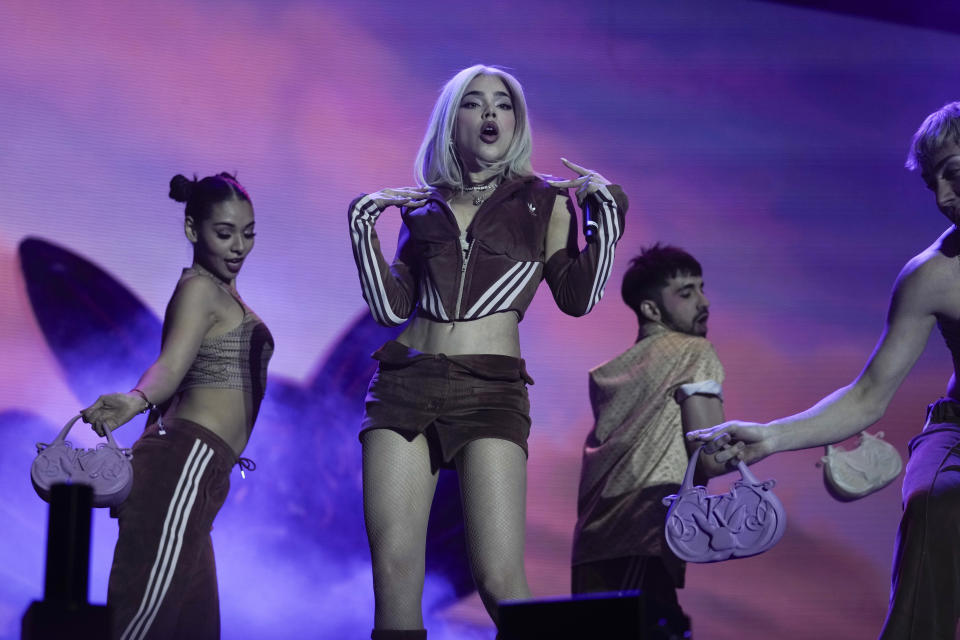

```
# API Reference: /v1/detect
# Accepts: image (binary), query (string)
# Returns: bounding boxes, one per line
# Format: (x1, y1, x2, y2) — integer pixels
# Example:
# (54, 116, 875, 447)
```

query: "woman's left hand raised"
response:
(546, 158, 611, 204)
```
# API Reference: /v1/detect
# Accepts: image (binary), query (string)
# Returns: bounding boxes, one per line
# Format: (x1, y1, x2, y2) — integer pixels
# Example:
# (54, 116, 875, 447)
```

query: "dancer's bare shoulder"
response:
(897, 226, 960, 317)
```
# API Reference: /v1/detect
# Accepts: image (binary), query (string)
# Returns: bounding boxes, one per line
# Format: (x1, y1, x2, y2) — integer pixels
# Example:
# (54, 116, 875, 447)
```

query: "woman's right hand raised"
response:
(368, 187, 431, 212)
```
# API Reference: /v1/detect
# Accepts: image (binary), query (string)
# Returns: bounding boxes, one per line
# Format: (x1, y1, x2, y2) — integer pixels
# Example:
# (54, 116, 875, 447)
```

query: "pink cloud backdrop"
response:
(1, 0, 958, 637)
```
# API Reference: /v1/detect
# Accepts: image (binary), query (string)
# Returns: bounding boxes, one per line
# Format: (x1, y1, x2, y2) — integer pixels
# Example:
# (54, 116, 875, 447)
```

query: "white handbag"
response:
(819, 430, 902, 501)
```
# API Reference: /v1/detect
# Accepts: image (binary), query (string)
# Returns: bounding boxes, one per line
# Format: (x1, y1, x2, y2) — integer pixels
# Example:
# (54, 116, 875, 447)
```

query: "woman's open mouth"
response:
(480, 121, 499, 144)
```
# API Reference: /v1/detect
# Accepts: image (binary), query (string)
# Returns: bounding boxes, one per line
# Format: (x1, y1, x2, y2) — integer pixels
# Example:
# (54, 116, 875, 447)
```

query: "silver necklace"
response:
(463, 181, 497, 206)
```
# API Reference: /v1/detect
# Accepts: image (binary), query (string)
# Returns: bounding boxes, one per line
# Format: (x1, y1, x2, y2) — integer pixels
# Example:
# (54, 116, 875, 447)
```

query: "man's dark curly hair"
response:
(621, 244, 702, 322)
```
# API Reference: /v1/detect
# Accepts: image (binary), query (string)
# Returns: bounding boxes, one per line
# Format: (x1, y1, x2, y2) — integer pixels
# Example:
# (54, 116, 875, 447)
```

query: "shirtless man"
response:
(690, 101, 960, 640)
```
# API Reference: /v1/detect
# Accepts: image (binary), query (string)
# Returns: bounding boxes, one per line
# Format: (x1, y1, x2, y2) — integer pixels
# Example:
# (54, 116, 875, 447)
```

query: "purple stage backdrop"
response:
(2, 1, 959, 638)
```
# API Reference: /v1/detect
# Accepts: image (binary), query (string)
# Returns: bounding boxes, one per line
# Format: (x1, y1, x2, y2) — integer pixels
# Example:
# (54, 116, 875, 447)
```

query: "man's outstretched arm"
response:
(689, 254, 940, 465)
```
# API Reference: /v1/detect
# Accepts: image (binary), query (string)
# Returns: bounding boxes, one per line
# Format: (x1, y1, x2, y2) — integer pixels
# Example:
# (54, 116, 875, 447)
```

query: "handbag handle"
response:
(42, 414, 124, 451)
(682, 445, 761, 490)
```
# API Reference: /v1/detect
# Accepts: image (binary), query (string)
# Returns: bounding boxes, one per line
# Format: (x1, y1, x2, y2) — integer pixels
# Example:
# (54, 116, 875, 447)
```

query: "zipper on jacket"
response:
(454, 231, 473, 319)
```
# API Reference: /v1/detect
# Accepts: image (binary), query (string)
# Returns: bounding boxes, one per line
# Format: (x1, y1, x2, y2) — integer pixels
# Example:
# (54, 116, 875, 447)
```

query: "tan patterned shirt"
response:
(572, 329, 724, 583)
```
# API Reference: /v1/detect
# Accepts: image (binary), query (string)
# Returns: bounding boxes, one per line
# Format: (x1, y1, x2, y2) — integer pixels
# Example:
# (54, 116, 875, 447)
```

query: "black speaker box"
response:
(498, 591, 691, 640)
(21, 484, 113, 640)
(21, 600, 111, 640)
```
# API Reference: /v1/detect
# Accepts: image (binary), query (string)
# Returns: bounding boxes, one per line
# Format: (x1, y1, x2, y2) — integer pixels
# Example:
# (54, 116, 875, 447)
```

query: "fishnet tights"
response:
(456, 437, 532, 619)
(362, 430, 531, 630)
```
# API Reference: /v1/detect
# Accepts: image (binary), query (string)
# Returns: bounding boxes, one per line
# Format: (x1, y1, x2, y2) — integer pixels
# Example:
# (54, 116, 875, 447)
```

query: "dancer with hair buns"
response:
(348, 64, 628, 639)
(81, 172, 273, 640)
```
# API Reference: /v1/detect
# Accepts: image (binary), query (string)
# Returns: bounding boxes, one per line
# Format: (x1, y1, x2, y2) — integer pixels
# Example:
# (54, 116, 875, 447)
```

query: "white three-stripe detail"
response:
(419, 272, 449, 321)
(349, 195, 407, 326)
(464, 261, 539, 319)
(120, 439, 214, 640)
(584, 185, 619, 313)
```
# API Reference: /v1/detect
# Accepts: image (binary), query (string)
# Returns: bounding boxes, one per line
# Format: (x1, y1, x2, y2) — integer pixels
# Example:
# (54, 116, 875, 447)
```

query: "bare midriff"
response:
(162, 387, 253, 456)
(397, 312, 521, 357)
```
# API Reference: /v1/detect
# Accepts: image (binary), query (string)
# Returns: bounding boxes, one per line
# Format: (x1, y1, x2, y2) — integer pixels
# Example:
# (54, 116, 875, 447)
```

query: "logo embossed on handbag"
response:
(662, 446, 786, 563)
(31, 414, 133, 508)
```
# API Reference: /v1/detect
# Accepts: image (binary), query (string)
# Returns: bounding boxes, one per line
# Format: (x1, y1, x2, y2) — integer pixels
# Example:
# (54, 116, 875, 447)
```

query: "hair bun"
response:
(169, 174, 197, 203)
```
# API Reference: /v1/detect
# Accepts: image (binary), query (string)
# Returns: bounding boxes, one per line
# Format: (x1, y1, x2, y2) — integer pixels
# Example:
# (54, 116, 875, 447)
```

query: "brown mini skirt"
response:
(360, 340, 534, 469)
